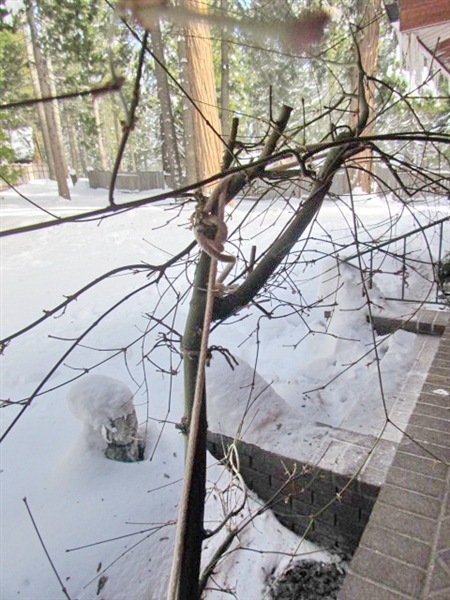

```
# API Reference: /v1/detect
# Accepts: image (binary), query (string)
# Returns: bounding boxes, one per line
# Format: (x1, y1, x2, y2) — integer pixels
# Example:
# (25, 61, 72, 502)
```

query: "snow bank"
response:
(67, 374, 144, 461)
(1, 180, 447, 599)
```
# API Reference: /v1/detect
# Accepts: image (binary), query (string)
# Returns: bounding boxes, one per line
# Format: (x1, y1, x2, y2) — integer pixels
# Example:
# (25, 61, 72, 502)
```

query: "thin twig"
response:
(109, 33, 148, 206)
(104, 0, 231, 164)
(0, 175, 61, 219)
(23, 498, 72, 600)
(0, 264, 150, 349)
(0, 78, 124, 111)
(167, 244, 218, 600)
(1, 280, 155, 443)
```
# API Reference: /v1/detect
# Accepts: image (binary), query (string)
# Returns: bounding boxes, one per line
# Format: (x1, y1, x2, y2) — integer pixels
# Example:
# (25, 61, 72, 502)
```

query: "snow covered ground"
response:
(1, 179, 449, 599)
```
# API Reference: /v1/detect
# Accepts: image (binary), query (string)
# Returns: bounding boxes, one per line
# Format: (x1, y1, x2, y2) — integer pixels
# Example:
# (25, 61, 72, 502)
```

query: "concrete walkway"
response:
(339, 311, 450, 599)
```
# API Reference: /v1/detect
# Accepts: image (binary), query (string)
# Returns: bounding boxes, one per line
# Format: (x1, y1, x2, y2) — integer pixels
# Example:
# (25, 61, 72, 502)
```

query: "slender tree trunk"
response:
(172, 106, 293, 600)
(220, 0, 230, 140)
(67, 112, 82, 175)
(180, 0, 223, 184)
(170, 5, 224, 591)
(32, 131, 44, 163)
(129, 140, 137, 172)
(112, 104, 122, 148)
(178, 37, 197, 184)
(102, 108, 114, 171)
(46, 55, 67, 177)
(175, 251, 210, 600)
(159, 112, 171, 178)
(22, 20, 56, 181)
(79, 126, 89, 174)
(151, 20, 183, 187)
(92, 95, 108, 171)
(348, 0, 381, 192)
(26, 2, 70, 199)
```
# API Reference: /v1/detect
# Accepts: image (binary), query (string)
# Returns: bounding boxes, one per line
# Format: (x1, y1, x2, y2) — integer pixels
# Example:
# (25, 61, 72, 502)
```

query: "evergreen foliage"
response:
(0, 0, 448, 181)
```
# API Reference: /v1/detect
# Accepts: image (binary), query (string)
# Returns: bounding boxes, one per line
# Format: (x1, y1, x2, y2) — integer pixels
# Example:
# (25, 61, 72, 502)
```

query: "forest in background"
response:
(1, 0, 449, 198)
(1, 3, 450, 599)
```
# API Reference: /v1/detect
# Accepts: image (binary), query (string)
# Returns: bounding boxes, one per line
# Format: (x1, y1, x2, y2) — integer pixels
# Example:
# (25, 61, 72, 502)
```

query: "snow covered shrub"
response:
(67, 374, 144, 462)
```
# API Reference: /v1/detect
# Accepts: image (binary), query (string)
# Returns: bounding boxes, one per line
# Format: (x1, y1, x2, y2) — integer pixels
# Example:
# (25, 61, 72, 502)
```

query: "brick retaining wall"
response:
(209, 309, 449, 595)
(207, 431, 382, 556)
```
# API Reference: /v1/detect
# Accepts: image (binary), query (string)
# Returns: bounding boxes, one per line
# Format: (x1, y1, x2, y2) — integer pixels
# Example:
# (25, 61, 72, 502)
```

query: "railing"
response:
(344, 216, 450, 305)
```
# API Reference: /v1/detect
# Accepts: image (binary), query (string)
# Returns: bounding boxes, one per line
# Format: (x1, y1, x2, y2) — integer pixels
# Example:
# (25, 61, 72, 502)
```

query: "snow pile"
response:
(203, 460, 332, 599)
(206, 354, 329, 458)
(1, 179, 448, 599)
(67, 374, 144, 461)
(207, 259, 423, 462)
(67, 374, 136, 431)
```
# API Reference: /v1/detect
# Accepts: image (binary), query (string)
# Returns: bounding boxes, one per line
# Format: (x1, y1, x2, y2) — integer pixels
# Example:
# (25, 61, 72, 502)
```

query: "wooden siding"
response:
(399, 0, 450, 31)
(437, 38, 450, 63)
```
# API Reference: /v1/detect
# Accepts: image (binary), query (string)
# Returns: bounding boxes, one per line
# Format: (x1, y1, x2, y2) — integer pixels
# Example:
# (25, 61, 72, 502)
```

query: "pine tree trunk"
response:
(180, 0, 223, 184)
(220, 0, 230, 140)
(112, 104, 122, 149)
(348, 0, 381, 193)
(129, 140, 137, 172)
(46, 55, 67, 178)
(103, 111, 114, 171)
(178, 37, 197, 184)
(79, 126, 89, 175)
(67, 113, 82, 175)
(26, 2, 71, 200)
(151, 20, 183, 188)
(22, 21, 56, 181)
(158, 112, 171, 179)
(92, 95, 108, 172)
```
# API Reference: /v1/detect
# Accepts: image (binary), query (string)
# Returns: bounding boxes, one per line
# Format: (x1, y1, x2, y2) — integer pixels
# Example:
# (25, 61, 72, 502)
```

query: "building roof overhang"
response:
(385, 0, 450, 83)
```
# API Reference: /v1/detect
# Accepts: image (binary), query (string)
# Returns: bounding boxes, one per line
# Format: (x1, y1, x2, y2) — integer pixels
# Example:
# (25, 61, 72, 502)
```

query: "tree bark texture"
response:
(26, 2, 71, 200)
(92, 95, 109, 171)
(67, 112, 82, 175)
(22, 19, 56, 181)
(177, 36, 197, 184)
(172, 106, 293, 600)
(348, 0, 381, 192)
(220, 0, 230, 140)
(180, 0, 223, 184)
(175, 251, 211, 600)
(151, 20, 183, 187)
(46, 55, 67, 176)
